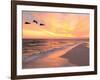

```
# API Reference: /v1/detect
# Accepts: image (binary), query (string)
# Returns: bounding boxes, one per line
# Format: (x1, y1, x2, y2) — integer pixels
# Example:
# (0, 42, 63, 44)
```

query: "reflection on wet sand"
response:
(23, 57, 76, 68)
(22, 39, 89, 69)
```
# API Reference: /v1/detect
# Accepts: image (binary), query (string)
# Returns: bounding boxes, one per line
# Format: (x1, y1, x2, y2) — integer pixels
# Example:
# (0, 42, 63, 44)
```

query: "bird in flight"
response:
(40, 23, 45, 26)
(33, 19, 45, 26)
(25, 17, 45, 26)
(33, 20, 38, 24)
(25, 22, 31, 24)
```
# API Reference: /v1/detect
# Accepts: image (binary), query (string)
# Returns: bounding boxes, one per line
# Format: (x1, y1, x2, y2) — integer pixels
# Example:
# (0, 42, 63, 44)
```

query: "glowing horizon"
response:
(22, 11, 89, 39)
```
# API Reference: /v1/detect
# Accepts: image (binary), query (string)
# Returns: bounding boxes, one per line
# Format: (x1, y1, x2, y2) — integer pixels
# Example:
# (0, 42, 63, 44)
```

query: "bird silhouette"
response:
(25, 22, 31, 24)
(33, 19, 45, 26)
(40, 23, 45, 26)
(33, 20, 38, 24)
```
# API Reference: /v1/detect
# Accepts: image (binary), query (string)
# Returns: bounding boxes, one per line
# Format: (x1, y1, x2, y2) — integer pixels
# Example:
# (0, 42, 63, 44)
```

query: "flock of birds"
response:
(25, 18, 45, 26)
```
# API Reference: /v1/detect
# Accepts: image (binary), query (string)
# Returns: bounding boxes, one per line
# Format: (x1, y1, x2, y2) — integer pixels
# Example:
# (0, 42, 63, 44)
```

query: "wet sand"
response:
(22, 42, 89, 69)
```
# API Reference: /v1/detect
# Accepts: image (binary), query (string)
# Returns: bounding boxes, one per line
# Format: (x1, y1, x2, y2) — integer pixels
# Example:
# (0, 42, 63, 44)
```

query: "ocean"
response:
(22, 39, 89, 69)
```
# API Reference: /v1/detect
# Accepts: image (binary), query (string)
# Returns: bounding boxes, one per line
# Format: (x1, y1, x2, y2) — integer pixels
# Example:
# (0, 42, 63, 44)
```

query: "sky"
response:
(22, 11, 90, 39)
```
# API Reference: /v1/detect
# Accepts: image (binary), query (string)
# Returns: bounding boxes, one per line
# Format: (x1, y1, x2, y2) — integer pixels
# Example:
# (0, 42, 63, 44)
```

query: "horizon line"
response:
(22, 38, 89, 39)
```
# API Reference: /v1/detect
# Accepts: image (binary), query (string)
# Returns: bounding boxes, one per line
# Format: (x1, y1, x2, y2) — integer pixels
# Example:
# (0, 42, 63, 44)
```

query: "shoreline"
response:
(22, 42, 89, 68)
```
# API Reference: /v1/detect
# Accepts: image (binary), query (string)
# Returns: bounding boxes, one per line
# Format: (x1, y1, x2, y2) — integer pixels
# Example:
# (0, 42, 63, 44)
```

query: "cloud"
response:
(23, 12, 89, 39)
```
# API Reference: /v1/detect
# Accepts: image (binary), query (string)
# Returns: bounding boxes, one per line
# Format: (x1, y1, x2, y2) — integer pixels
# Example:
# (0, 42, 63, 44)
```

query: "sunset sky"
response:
(22, 11, 90, 39)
